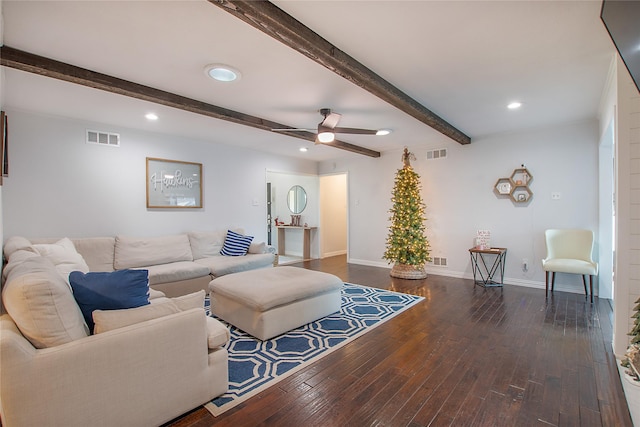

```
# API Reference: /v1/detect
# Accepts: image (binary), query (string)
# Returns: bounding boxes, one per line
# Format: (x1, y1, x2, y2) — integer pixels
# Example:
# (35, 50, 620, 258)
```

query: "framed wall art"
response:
(146, 157, 202, 208)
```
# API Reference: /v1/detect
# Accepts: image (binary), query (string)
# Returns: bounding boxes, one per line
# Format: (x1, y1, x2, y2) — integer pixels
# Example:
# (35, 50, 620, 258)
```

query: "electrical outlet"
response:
(522, 258, 528, 272)
(551, 192, 561, 200)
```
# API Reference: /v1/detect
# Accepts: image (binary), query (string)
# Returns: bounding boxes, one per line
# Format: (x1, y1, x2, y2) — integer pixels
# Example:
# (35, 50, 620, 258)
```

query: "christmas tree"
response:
(621, 296, 640, 380)
(383, 148, 430, 279)
(629, 297, 640, 345)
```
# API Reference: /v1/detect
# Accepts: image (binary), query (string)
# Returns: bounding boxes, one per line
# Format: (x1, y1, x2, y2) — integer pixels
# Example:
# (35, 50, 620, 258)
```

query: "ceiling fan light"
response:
(376, 129, 391, 136)
(317, 131, 335, 143)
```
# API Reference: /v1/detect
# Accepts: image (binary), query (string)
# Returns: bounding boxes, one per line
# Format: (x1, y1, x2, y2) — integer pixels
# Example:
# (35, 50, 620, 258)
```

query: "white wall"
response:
(320, 120, 600, 293)
(2, 109, 318, 241)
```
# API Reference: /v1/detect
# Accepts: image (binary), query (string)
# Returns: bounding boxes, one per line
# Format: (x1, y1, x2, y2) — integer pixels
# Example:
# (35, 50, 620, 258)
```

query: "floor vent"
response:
(86, 129, 120, 147)
(426, 148, 447, 160)
(431, 257, 447, 266)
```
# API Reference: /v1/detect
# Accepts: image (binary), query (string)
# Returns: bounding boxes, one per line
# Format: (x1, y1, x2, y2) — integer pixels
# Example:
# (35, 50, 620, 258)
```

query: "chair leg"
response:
(545, 271, 549, 296)
(582, 275, 588, 297)
(551, 272, 556, 292)
(590, 275, 594, 304)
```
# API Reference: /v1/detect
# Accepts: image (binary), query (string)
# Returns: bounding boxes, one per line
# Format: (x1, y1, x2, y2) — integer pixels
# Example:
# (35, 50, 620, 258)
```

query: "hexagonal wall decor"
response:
(494, 167, 533, 203)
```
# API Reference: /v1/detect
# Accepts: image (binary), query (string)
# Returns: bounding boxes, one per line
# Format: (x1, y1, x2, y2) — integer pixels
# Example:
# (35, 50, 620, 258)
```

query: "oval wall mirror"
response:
(287, 185, 307, 214)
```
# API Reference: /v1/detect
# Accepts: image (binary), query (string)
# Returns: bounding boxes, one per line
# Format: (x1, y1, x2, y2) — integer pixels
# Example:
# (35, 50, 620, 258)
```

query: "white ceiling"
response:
(1, 0, 615, 162)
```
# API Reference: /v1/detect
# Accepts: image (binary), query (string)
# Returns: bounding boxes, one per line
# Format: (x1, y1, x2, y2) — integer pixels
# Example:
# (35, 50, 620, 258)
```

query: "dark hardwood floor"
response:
(165, 255, 632, 427)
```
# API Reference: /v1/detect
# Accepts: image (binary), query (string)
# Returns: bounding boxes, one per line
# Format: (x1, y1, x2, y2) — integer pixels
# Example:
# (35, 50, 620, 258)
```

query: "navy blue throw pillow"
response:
(220, 230, 254, 256)
(69, 269, 150, 333)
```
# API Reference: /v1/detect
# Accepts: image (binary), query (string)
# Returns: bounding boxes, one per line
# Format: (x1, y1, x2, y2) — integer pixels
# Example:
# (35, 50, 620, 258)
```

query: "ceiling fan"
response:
(272, 108, 389, 144)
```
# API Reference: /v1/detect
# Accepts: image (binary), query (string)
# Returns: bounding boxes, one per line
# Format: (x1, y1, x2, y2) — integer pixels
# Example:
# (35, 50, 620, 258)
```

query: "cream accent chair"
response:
(542, 229, 598, 303)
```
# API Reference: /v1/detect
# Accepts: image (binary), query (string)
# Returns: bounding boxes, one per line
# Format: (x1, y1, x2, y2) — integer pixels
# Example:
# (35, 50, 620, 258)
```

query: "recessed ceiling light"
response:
(145, 113, 158, 121)
(507, 102, 522, 110)
(299, 147, 308, 152)
(376, 129, 392, 136)
(205, 64, 241, 82)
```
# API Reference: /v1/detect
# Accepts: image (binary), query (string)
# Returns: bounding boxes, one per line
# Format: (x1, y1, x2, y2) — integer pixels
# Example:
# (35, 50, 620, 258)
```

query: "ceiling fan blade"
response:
(320, 112, 341, 129)
(272, 128, 315, 132)
(333, 127, 378, 135)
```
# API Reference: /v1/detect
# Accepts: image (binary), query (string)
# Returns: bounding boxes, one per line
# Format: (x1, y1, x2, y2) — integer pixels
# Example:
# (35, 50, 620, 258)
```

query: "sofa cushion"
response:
(188, 230, 227, 259)
(3, 236, 34, 259)
(92, 300, 181, 334)
(95, 290, 206, 334)
(69, 269, 150, 332)
(148, 288, 166, 300)
(71, 237, 116, 272)
(2, 248, 39, 280)
(195, 253, 275, 277)
(95, 304, 229, 349)
(114, 234, 193, 270)
(220, 230, 253, 256)
(150, 290, 205, 307)
(136, 261, 211, 285)
(248, 242, 267, 254)
(32, 238, 90, 285)
(173, 289, 206, 310)
(93, 290, 228, 348)
(2, 255, 90, 348)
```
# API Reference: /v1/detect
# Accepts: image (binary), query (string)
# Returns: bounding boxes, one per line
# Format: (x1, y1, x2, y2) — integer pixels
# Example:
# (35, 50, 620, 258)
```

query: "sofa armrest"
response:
(1, 309, 225, 426)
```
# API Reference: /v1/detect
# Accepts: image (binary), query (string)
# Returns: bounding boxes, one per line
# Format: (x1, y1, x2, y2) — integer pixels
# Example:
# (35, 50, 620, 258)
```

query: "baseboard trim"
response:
(322, 250, 347, 258)
(347, 258, 390, 269)
(346, 259, 590, 295)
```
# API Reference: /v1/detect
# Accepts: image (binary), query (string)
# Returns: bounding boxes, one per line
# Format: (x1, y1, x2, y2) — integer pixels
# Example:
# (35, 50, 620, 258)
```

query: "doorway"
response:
(319, 173, 348, 259)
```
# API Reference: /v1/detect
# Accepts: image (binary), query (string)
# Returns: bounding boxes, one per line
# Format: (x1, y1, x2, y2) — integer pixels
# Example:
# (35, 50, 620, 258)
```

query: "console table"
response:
(469, 247, 507, 287)
(276, 226, 317, 260)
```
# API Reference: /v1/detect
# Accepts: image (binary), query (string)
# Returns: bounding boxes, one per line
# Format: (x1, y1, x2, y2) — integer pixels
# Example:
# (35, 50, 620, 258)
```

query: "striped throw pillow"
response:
(220, 230, 254, 256)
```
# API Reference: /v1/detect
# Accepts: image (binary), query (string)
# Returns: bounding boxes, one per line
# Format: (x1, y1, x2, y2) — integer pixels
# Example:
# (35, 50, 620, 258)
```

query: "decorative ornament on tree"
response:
(383, 147, 431, 279)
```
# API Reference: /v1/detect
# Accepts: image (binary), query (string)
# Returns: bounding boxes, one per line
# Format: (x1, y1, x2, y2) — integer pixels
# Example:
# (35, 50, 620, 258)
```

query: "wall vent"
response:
(426, 148, 447, 160)
(86, 130, 120, 147)
(430, 257, 447, 266)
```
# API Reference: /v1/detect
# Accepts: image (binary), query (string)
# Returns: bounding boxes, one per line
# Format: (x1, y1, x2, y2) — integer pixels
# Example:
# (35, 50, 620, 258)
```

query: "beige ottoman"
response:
(208, 266, 343, 340)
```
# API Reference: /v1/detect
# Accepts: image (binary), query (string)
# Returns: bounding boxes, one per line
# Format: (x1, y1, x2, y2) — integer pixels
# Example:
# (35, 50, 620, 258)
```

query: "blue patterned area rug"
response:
(203, 283, 424, 416)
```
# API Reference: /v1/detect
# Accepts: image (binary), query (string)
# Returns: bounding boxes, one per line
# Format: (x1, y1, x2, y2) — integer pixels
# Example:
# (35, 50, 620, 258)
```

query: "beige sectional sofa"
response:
(6, 228, 276, 297)
(0, 229, 274, 426)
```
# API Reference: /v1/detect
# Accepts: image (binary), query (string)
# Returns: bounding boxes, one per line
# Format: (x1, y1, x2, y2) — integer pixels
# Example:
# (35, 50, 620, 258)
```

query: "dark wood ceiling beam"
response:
(0, 45, 380, 158)
(209, 0, 471, 145)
